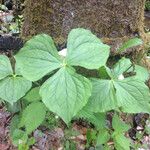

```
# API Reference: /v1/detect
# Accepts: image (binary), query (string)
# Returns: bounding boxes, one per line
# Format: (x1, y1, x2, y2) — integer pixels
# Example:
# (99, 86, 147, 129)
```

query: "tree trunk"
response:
(21, 0, 150, 59)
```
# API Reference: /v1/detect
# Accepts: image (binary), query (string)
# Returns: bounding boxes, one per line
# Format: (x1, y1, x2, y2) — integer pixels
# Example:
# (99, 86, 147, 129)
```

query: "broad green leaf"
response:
(11, 129, 28, 146)
(114, 78, 150, 113)
(0, 55, 13, 80)
(24, 34, 60, 58)
(0, 77, 32, 104)
(77, 107, 107, 129)
(67, 28, 102, 54)
(20, 102, 46, 134)
(40, 67, 92, 124)
(113, 58, 132, 77)
(133, 65, 149, 82)
(113, 134, 131, 150)
(15, 34, 62, 81)
(66, 28, 110, 69)
(10, 115, 20, 137)
(127, 65, 149, 82)
(15, 60, 22, 75)
(23, 87, 41, 102)
(96, 129, 110, 145)
(85, 78, 150, 114)
(85, 79, 117, 112)
(112, 114, 130, 133)
(118, 38, 143, 52)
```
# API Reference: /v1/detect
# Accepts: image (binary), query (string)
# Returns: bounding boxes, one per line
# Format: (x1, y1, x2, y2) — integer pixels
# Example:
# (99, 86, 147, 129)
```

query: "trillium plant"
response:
(0, 28, 149, 148)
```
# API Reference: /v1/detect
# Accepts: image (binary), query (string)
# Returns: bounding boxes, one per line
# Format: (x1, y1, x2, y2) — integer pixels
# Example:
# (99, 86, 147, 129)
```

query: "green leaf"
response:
(20, 102, 46, 134)
(10, 115, 20, 137)
(0, 77, 32, 104)
(85, 79, 117, 112)
(27, 137, 35, 146)
(15, 60, 22, 75)
(65, 129, 80, 137)
(99, 66, 112, 79)
(133, 65, 149, 82)
(0, 55, 13, 80)
(15, 34, 62, 81)
(114, 78, 150, 113)
(145, 119, 150, 134)
(11, 129, 28, 146)
(23, 87, 41, 102)
(69, 141, 76, 150)
(95, 145, 104, 150)
(96, 129, 110, 145)
(113, 133, 131, 150)
(67, 28, 102, 53)
(18, 144, 29, 150)
(127, 64, 149, 82)
(112, 114, 130, 133)
(86, 130, 97, 146)
(77, 107, 107, 129)
(6, 102, 21, 113)
(66, 28, 110, 69)
(85, 78, 150, 114)
(118, 38, 143, 52)
(0, 56, 31, 104)
(113, 58, 132, 77)
(40, 67, 92, 124)
(65, 140, 70, 150)
(103, 145, 111, 150)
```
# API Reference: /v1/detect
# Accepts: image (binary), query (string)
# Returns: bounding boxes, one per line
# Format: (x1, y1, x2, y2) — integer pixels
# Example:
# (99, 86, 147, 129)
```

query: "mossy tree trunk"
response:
(21, 0, 150, 67)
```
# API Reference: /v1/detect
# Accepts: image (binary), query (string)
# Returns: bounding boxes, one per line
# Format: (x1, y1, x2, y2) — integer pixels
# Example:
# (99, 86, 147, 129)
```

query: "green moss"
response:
(145, 0, 150, 10)
(21, 0, 149, 64)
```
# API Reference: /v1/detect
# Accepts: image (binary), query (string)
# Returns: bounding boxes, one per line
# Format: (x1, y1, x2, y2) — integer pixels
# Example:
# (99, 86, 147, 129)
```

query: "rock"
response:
(0, 36, 23, 51)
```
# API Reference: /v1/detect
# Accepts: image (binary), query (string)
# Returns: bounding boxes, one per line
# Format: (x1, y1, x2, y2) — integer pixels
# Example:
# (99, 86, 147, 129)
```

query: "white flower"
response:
(58, 48, 67, 57)
(118, 74, 124, 80)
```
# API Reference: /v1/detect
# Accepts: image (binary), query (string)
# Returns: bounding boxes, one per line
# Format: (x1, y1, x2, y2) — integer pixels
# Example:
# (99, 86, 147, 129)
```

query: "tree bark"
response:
(21, 0, 150, 57)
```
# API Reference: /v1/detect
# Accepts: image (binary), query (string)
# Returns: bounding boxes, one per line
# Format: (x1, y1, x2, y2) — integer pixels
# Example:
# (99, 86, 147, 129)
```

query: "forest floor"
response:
(0, 106, 150, 150)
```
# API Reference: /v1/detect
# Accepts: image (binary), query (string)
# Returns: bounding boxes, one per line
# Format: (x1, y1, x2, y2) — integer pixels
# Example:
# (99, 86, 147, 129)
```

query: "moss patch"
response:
(21, 0, 150, 69)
